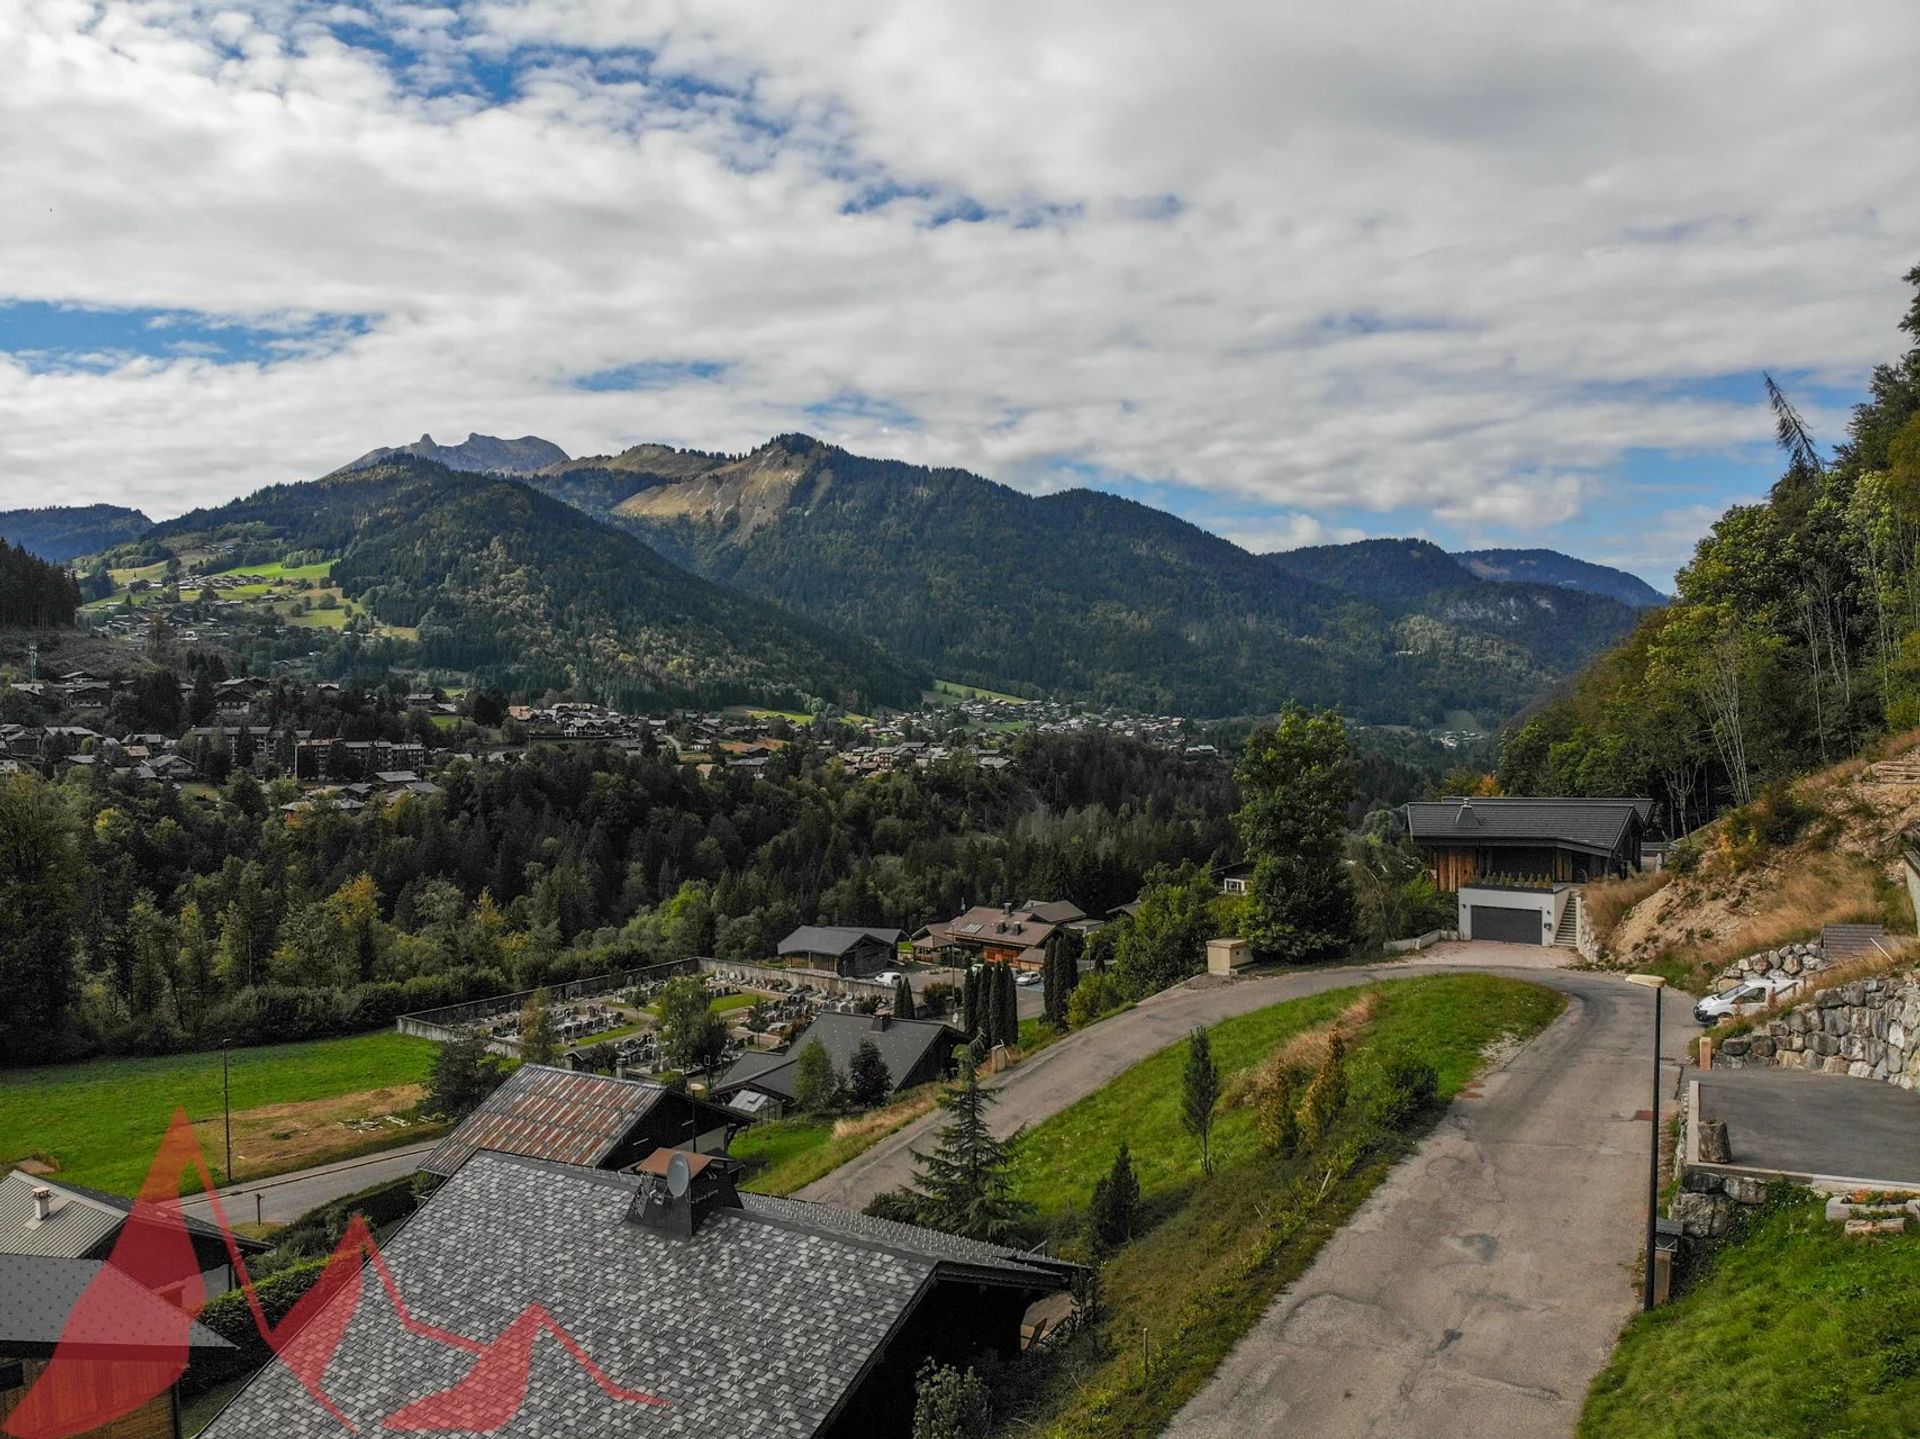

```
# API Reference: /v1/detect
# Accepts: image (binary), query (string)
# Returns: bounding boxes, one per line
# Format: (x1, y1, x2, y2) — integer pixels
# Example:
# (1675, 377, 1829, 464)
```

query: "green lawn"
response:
(205, 558, 335, 583)
(0, 1031, 440, 1196)
(1580, 1192, 1920, 1439)
(933, 679, 1032, 705)
(1000, 974, 1566, 1437)
(731, 1087, 944, 1196)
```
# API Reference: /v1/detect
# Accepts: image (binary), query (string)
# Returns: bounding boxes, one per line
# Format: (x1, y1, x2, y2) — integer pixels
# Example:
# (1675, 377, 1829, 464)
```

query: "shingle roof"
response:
(0, 1253, 232, 1352)
(775, 925, 903, 959)
(715, 1013, 966, 1104)
(1404, 797, 1652, 855)
(420, 1066, 705, 1178)
(200, 1152, 1067, 1439)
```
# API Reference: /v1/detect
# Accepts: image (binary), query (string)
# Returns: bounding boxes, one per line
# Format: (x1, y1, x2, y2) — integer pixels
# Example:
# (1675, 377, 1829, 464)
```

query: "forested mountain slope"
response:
(1500, 264, 1920, 834)
(0, 504, 152, 562)
(1455, 548, 1667, 609)
(152, 459, 924, 711)
(1268, 539, 1641, 672)
(521, 437, 1628, 721)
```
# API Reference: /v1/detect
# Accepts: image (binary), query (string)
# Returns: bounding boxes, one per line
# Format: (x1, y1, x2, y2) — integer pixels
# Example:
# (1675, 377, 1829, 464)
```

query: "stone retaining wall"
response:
(1708, 940, 1829, 995)
(1714, 975, 1920, 1090)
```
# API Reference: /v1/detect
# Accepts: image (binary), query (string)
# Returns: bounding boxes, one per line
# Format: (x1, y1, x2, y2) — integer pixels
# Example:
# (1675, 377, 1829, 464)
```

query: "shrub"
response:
(1374, 1053, 1439, 1129)
(1067, 971, 1125, 1029)
(1253, 1067, 1301, 1158)
(1299, 1032, 1349, 1147)
(912, 1359, 990, 1439)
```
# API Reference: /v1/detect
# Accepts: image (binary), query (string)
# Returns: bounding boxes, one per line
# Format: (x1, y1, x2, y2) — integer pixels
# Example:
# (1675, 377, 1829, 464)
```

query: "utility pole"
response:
(1626, 975, 1667, 1311)
(222, 1040, 234, 1187)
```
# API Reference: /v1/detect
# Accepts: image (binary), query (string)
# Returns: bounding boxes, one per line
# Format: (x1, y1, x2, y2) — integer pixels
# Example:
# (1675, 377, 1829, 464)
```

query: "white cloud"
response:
(0, 0, 1915, 541)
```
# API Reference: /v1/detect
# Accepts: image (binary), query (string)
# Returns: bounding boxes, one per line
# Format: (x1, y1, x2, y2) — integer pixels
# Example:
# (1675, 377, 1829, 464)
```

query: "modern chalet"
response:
(714, 1011, 967, 1120)
(773, 925, 904, 977)
(200, 1150, 1076, 1439)
(1405, 797, 1653, 946)
(914, 899, 1088, 971)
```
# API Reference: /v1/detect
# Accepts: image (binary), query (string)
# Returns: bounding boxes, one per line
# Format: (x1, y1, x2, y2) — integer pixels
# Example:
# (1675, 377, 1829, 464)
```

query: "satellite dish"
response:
(666, 1151, 692, 1199)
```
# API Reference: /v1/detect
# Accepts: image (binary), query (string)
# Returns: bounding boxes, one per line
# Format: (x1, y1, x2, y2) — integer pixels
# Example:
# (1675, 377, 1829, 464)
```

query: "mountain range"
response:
(514, 434, 1650, 720)
(17, 431, 1663, 721)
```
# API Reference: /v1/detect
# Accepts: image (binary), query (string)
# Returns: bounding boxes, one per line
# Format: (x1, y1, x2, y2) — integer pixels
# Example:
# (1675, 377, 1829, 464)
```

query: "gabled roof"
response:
(776, 925, 903, 959)
(1404, 797, 1653, 856)
(0, 1253, 233, 1354)
(420, 1066, 737, 1178)
(715, 1013, 965, 1104)
(0, 1171, 248, 1259)
(200, 1152, 1068, 1439)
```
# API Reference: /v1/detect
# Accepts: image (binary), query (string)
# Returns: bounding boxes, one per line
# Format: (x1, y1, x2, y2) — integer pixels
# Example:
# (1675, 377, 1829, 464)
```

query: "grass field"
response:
(732, 1087, 944, 1196)
(205, 559, 335, 584)
(1000, 974, 1566, 1437)
(933, 679, 1032, 705)
(1580, 1191, 1920, 1439)
(0, 1031, 441, 1196)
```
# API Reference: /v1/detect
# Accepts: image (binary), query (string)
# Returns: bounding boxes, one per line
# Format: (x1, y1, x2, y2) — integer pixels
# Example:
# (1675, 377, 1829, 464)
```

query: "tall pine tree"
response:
(907, 1050, 1029, 1241)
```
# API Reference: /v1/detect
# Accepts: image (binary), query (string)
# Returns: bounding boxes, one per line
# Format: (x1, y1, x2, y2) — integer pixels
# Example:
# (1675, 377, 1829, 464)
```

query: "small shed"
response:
(1206, 938, 1253, 975)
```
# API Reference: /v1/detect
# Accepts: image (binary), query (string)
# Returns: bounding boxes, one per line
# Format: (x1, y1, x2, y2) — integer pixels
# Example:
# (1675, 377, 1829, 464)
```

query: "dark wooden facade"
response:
(0, 1358, 179, 1439)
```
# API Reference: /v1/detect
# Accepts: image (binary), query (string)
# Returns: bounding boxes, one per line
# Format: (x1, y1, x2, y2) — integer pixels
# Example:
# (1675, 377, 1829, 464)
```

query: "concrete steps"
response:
(1554, 895, 1580, 947)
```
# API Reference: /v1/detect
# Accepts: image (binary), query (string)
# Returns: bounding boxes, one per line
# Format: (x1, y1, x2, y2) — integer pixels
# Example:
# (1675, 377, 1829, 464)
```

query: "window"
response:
(0, 1362, 24, 1392)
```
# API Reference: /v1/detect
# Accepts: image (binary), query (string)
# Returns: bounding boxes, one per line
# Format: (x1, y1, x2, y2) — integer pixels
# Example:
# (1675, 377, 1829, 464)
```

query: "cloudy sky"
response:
(3, 1, 1917, 586)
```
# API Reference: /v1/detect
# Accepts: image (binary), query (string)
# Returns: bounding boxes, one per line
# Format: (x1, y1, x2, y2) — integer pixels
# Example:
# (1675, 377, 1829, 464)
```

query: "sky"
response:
(2, 2, 1917, 589)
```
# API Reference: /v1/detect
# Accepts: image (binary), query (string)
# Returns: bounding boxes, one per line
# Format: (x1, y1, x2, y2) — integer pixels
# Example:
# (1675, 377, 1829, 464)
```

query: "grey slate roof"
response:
(1404, 797, 1652, 855)
(200, 1152, 1066, 1439)
(0, 1171, 242, 1259)
(775, 925, 903, 959)
(0, 1253, 231, 1352)
(715, 1013, 966, 1104)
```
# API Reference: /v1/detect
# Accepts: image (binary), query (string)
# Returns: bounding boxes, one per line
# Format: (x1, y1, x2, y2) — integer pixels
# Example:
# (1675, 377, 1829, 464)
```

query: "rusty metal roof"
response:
(421, 1065, 675, 1177)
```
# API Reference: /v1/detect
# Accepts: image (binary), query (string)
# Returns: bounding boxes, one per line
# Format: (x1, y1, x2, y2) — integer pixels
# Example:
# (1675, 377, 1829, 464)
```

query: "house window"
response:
(0, 1361, 24, 1392)
(1223, 878, 1247, 895)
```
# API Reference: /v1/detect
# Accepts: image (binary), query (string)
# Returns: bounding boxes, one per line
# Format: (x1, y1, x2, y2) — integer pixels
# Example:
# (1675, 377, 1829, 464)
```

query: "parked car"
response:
(1014, 970, 1042, 987)
(1693, 974, 1804, 1025)
(873, 970, 906, 986)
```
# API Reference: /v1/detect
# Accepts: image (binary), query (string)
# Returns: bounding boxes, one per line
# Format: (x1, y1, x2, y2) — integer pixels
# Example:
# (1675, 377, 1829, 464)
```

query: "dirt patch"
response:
(191, 1084, 440, 1183)
(1607, 734, 1920, 986)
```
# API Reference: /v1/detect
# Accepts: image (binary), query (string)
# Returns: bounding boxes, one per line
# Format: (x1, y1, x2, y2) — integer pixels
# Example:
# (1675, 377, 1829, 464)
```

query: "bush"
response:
(913, 1360, 990, 1439)
(1374, 1053, 1439, 1129)
(1067, 971, 1126, 1029)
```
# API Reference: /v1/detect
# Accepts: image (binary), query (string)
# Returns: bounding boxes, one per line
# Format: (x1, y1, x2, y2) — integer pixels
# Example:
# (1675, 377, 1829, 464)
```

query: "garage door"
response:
(1470, 905, 1543, 944)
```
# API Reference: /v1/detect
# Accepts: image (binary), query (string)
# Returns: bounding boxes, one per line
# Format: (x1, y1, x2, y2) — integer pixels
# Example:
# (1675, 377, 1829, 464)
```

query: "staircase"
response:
(1554, 894, 1581, 948)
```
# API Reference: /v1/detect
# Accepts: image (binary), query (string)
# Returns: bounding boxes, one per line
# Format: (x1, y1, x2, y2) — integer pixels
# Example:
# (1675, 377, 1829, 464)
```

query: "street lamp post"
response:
(221, 1040, 234, 1187)
(1626, 974, 1667, 1311)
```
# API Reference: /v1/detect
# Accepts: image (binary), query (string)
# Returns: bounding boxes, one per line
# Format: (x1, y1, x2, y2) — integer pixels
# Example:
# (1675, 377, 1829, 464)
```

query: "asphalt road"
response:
(1698, 1063, 1920, 1186)
(180, 1140, 438, 1226)
(799, 944, 1604, 1211)
(1166, 966, 1686, 1439)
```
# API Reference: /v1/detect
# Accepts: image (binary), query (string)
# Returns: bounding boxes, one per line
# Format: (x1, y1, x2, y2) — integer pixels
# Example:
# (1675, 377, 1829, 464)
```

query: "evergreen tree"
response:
(1181, 1025, 1222, 1176)
(1085, 1141, 1141, 1255)
(519, 985, 560, 1065)
(1256, 1067, 1302, 1158)
(848, 1037, 893, 1109)
(1300, 1032, 1349, 1147)
(911, 1360, 990, 1439)
(996, 962, 1019, 1049)
(892, 973, 916, 1020)
(0, 774, 84, 1055)
(907, 1050, 1029, 1240)
(793, 1037, 841, 1113)
(962, 966, 981, 1038)
(1235, 705, 1358, 963)
(428, 1029, 508, 1120)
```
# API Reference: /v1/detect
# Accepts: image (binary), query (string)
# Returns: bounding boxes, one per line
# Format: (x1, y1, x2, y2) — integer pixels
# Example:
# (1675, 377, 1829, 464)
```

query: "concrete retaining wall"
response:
(1384, 929, 1457, 954)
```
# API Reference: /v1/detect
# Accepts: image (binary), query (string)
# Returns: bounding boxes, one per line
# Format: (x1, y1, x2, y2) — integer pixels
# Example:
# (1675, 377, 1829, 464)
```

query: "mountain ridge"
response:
(150, 457, 923, 711)
(506, 434, 1639, 720)
(0, 503, 154, 563)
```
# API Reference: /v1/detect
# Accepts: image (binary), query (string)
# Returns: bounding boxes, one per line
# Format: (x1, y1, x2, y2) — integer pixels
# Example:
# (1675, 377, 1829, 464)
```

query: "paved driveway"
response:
(1697, 1064, 1920, 1187)
(180, 1140, 437, 1226)
(1168, 969, 1682, 1439)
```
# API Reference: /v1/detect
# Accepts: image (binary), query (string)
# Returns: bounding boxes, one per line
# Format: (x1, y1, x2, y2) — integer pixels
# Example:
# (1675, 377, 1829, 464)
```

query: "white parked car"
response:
(1014, 970, 1042, 987)
(1693, 974, 1804, 1025)
(873, 970, 906, 987)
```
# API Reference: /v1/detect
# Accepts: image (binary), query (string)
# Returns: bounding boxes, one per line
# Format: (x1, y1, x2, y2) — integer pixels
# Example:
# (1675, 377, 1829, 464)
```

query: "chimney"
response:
(871, 1013, 890, 1032)
(626, 1151, 742, 1240)
(31, 1186, 52, 1222)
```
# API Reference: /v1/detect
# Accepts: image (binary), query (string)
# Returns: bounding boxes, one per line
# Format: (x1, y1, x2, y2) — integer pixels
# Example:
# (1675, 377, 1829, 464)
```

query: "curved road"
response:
(802, 942, 1688, 1439)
